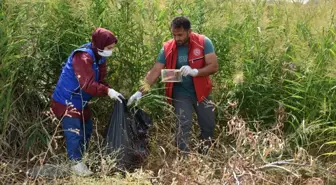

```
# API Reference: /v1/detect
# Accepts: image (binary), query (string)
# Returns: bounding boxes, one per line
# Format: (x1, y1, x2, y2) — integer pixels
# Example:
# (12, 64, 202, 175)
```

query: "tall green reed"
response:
(1, 0, 335, 157)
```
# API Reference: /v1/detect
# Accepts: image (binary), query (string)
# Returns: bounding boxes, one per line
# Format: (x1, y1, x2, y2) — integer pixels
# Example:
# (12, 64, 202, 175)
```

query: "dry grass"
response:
(1, 0, 336, 184)
(1, 110, 334, 185)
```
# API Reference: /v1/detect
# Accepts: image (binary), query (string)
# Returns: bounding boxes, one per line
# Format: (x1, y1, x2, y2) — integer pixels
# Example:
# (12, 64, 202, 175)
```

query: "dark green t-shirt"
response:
(157, 37, 215, 98)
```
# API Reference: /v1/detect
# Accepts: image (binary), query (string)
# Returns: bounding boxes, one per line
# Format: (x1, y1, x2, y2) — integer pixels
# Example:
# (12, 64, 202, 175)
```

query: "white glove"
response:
(108, 88, 124, 103)
(127, 91, 142, 106)
(180, 66, 198, 77)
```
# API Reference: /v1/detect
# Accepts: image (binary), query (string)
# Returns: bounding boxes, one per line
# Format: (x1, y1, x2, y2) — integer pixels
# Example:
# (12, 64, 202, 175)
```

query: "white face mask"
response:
(97, 49, 113, 57)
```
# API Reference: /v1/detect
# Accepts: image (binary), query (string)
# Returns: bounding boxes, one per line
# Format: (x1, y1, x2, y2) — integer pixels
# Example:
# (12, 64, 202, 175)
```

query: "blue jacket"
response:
(52, 42, 106, 109)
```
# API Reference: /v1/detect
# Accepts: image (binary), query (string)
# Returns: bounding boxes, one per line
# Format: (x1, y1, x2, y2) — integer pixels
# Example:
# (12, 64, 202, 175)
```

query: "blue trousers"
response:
(61, 117, 93, 161)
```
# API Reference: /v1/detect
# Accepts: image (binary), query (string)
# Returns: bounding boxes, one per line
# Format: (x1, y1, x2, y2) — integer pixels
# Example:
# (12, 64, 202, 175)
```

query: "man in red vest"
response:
(128, 16, 218, 153)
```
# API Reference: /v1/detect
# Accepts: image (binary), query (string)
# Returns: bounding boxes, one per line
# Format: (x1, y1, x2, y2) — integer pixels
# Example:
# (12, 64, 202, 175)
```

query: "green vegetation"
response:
(0, 0, 335, 184)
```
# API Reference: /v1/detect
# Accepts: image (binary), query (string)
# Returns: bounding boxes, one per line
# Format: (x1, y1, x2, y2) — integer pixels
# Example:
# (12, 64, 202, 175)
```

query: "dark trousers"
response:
(172, 94, 215, 152)
(61, 117, 93, 161)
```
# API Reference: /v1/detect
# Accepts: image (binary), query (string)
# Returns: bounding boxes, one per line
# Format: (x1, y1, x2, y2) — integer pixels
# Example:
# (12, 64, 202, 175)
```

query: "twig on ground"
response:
(252, 173, 279, 185)
(232, 171, 240, 185)
(258, 159, 308, 168)
(229, 145, 243, 158)
(258, 164, 300, 178)
(170, 170, 204, 185)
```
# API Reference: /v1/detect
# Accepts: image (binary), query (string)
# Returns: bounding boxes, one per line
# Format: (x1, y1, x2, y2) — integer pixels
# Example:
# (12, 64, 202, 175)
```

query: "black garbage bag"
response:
(103, 98, 152, 171)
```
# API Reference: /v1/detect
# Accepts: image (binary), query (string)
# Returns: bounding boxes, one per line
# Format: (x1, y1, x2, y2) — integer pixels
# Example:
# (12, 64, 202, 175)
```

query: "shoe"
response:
(197, 139, 212, 155)
(70, 162, 93, 176)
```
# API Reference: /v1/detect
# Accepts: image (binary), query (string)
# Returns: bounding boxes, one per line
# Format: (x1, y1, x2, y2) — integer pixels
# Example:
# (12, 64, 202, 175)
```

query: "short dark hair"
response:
(170, 16, 191, 30)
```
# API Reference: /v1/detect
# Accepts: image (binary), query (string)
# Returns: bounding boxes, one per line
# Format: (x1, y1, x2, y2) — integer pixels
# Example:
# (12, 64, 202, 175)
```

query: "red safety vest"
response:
(163, 32, 212, 104)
